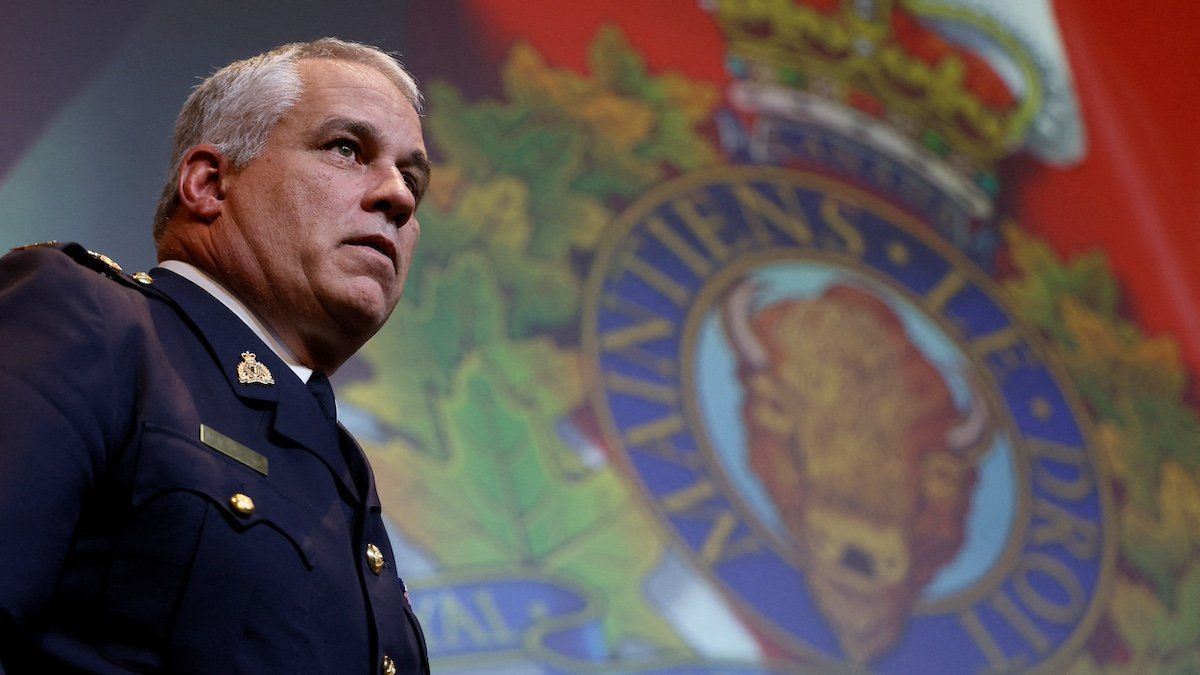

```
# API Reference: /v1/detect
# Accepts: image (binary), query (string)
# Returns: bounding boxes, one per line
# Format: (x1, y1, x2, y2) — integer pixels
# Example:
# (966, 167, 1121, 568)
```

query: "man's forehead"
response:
(286, 60, 422, 138)
(296, 58, 408, 100)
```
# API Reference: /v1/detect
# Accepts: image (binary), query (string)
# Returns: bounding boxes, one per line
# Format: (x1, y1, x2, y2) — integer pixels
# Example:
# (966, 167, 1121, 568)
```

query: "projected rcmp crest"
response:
(583, 167, 1113, 672)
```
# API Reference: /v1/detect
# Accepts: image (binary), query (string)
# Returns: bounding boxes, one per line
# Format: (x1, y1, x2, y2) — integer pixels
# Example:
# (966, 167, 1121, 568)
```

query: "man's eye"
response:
(329, 140, 359, 160)
(403, 173, 425, 203)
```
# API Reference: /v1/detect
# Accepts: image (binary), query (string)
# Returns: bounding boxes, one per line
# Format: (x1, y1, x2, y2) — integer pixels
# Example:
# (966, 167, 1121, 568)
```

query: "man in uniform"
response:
(0, 38, 431, 674)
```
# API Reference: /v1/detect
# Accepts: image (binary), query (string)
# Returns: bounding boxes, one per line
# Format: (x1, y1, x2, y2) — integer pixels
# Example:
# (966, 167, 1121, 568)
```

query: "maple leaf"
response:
(1107, 562, 1200, 673)
(346, 252, 505, 456)
(1122, 462, 1200, 604)
(350, 255, 685, 654)
(1003, 227, 1200, 503)
(1002, 224, 1118, 344)
(414, 26, 721, 341)
(497, 26, 719, 200)
(586, 25, 719, 173)
(1058, 297, 1200, 502)
(1003, 224, 1200, 660)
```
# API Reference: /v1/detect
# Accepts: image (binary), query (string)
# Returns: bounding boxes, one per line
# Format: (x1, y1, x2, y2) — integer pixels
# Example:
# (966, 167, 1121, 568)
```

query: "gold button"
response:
(229, 493, 255, 516)
(366, 543, 385, 575)
(132, 272, 153, 284)
(381, 654, 396, 675)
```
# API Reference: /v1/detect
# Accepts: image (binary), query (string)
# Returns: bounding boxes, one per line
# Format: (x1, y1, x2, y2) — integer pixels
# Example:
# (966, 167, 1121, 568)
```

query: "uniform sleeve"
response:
(0, 247, 121, 642)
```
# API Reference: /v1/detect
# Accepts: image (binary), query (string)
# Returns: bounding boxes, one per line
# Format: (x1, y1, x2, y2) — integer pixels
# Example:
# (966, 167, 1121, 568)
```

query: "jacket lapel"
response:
(150, 268, 360, 504)
(341, 429, 382, 513)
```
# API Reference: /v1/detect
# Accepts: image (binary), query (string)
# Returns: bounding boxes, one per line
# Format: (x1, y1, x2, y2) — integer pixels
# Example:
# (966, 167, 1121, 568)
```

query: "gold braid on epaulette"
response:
(45, 242, 160, 293)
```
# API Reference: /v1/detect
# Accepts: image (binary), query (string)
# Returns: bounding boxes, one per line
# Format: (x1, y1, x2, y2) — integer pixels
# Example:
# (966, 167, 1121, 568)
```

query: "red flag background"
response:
(465, 0, 1200, 392)
(1, 2, 1197, 672)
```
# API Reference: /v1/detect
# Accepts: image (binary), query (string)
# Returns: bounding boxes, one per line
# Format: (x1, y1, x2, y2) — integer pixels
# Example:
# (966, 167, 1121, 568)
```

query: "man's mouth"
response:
(344, 234, 397, 272)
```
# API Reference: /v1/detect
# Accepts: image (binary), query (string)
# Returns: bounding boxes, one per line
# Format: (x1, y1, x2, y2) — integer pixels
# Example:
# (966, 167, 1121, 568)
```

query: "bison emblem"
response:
(721, 279, 993, 664)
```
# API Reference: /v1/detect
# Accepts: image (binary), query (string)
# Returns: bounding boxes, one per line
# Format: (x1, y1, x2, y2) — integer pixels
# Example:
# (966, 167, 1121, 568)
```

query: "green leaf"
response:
(1157, 562, 1200, 654)
(365, 342, 684, 652)
(346, 252, 505, 455)
(1120, 505, 1192, 605)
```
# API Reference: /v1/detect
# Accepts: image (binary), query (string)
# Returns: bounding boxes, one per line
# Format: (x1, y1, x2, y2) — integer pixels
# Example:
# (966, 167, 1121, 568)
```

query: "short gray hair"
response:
(153, 37, 422, 240)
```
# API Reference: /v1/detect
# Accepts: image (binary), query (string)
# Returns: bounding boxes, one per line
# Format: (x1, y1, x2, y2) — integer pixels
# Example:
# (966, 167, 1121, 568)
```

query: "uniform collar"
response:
(158, 260, 314, 384)
(147, 266, 362, 505)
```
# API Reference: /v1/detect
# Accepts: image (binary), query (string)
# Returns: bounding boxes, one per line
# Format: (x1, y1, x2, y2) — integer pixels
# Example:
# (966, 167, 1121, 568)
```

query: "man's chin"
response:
(325, 282, 399, 335)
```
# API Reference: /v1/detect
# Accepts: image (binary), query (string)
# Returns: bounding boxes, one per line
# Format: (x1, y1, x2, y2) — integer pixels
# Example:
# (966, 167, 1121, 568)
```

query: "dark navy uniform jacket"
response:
(0, 244, 429, 674)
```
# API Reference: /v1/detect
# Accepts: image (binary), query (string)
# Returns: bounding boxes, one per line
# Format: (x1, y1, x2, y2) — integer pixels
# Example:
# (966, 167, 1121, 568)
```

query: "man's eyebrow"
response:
(313, 117, 430, 183)
(312, 116, 381, 143)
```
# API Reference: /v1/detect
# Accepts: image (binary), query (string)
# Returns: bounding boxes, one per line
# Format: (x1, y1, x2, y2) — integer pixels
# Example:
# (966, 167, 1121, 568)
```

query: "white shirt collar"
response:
(157, 260, 314, 384)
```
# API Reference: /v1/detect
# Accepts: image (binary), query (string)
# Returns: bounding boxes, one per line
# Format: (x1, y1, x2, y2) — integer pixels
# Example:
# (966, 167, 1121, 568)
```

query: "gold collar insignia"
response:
(236, 351, 275, 386)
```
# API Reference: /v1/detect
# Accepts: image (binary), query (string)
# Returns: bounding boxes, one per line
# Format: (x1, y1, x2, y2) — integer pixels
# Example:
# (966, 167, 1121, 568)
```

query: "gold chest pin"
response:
(236, 351, 275, 386)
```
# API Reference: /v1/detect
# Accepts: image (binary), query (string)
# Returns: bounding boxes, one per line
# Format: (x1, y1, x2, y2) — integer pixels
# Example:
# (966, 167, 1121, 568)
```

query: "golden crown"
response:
(707, 0, 1042, 190)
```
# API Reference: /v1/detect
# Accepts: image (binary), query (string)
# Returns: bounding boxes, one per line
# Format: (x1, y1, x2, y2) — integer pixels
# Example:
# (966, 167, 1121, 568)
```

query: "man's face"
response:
(216, 58, 428, 359)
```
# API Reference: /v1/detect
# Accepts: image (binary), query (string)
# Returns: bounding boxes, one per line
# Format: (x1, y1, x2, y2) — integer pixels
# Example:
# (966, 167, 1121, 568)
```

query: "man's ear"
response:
(177, 144, 230, 222)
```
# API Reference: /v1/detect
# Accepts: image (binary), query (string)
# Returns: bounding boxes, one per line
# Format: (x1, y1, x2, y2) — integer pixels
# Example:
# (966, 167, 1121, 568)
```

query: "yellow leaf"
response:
(455, 176, 532, 253)
(1003, 222, 1056, 279)
(566, 197, 609, 250)
(1059, 297, 1183, 398)
(1095, 421, 1130, 476)
(1161, 462, 1200, 541)
(426, 163, 464, 214)
(660, 73, 720, 122)
(576, 92, 653, 149)
(1110, 575, 1167, 656)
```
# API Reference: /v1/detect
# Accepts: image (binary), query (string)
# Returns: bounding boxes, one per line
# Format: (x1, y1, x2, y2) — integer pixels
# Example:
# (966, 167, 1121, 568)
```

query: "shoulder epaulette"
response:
(9, 240, 61, 252)
(11, 241, 163, 297)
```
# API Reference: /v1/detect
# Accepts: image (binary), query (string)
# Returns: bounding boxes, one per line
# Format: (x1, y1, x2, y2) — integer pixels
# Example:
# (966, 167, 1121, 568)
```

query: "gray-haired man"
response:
(0, 38, 430, 674)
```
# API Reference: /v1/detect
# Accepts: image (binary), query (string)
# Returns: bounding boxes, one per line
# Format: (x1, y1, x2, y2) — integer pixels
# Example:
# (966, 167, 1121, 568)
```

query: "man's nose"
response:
(363, 165, 417, 225)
